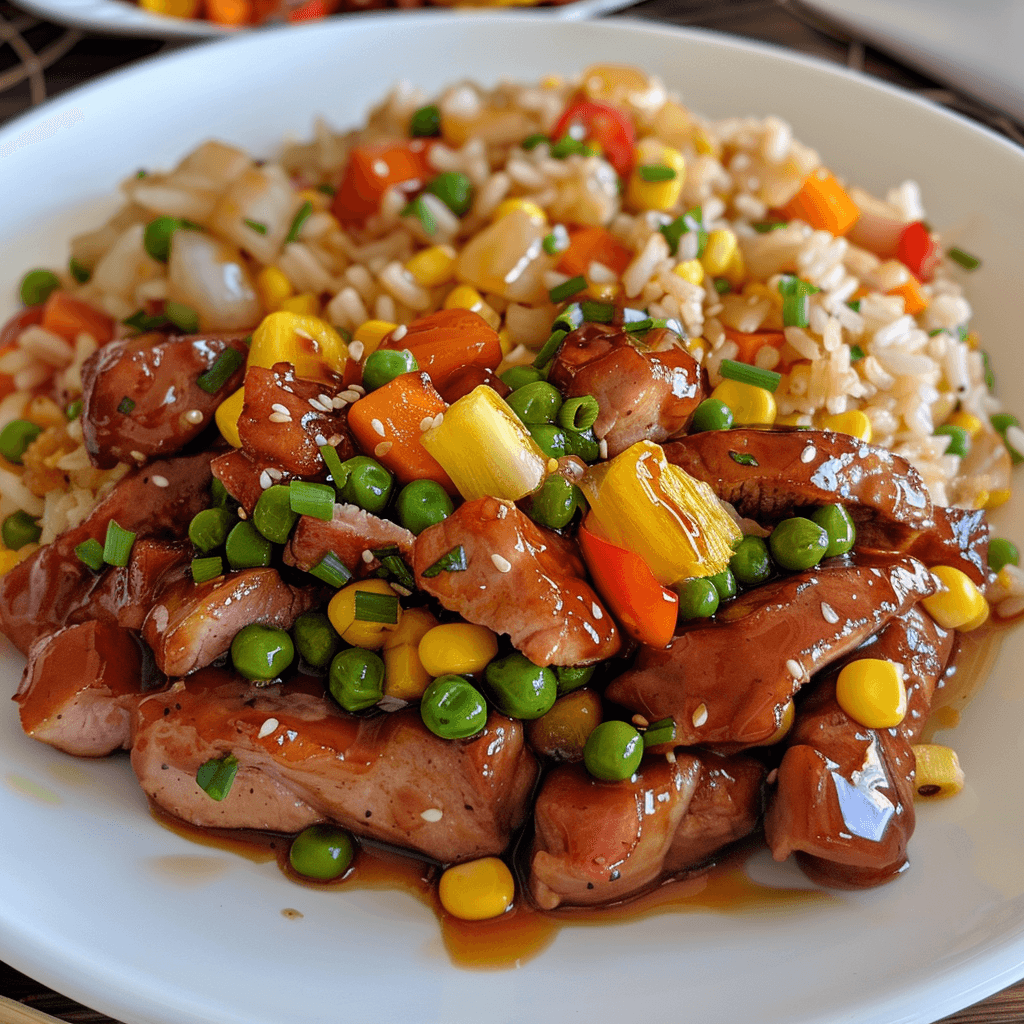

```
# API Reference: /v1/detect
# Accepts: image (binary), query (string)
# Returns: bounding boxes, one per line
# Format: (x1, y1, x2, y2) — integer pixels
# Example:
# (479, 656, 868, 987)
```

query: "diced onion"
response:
(167, 230, 260, 332)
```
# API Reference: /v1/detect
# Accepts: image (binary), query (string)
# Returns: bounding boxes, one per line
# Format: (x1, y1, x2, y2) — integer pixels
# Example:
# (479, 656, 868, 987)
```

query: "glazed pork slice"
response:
(143, 568, 321, 677)
(0, 450, 215, 655)
(904, 505, 990, 588)
(131, 669, 539, 863)
(413, 496, 620, 666)
(764, 607, 954, 888)
(283, 503, 415, 576)
(605, 556, 938, 750)
(81, 331, 249, 469)
(548, 324, 706, 458)
(663, 428, 934, 551)
(16, 620, 149, 756)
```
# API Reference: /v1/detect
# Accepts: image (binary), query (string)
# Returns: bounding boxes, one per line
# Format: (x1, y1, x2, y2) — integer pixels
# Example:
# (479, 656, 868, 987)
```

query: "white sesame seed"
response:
(266, 467, 283, 481)
(271, 403, 291, 416)
(491, 553, 512, 573)
(820, 602, 839, 624)
(431, 412, 444, 428)
(361, 549, 375, 564)
(268, 412, 292, 424)
(315, 434, 328, 446)
(349, 384, 366, 396)
(327, 434, 342, 447)
(766, 768, 778, 785)
(332, 395, 349, 409)
(692, 703, 708, 728)
(371, 418, 386, 437)
(340, 390, 361, 403)
(392, 324, 408, 341)
(374, 441, 393, 458)
(419, 416, 434, 432)
(800, 444, 816, 464)
(258, 718, 279, 739)
(665, 750, 677, 764)
(420, 808, 443, 823)
(591, 603, 603, 619)
(185, 409, 204, 425)
(309, 398, 330, 413)
(348, 341, 365, 361)
(237, 508, 247, 520)
(631, 714, 649, 728)
(392, 584, 412, 597)
(151, 475, 169, 488)
(786, 658, 804, 679)
(259, 470, 273, 489)
(318, 394, 333, 407)
(598, 439, 609, 459)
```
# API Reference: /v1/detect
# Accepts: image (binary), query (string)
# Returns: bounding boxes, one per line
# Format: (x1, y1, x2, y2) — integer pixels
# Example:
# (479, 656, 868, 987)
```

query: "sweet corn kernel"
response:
(215, 387, 245, 448)
(835, 658, 907, 729)
(327, 579, 402, 650)
(438, 857, 515, 921)
(961, 601, 990, 631)
(492, 199, 547, 225)
(821, 409, 873, 442)
(775, 413, 807, 427)
(249, 311, 347, 381)
(352, 319, 398, 358)
(256, 266, 294, 312)
(138, 0, 199, 16)
(626, 141, 686, 213)
(498, 328, 515, 357)
(922, 565, 988, 630)
(279, 293, 320, 317)
(723, 246, 746, 288)
(585, 281, 619, 303)
(0, 547, 21, 576)
(701, 229, 739, 277)
(383, 643, 433, 703)
(419, 622, 499, 677)
(443, 285, 500, 330)
(674, 260, 704, 286)
(947, 410, 983, 438)
(692, 126, 719, 157)
(983, 488, 1011, 510)
(405, 245, 458, 288)
(911, 744, 965, 798)
(711, 379, 776, 426)
(383, 606, 437, 651)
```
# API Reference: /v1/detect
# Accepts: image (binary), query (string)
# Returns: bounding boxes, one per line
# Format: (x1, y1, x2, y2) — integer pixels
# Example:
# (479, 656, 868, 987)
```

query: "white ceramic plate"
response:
(10, 0, 636, 41)
(2, 16, 1024, 1024)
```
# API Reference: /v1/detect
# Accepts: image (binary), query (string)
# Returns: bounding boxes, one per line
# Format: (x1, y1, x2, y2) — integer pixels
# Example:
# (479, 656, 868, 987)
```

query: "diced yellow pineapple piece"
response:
(248, 311, 347, 382)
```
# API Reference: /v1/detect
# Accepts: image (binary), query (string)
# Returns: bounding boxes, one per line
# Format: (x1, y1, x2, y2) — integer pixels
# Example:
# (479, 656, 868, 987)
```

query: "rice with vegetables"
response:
(2, 64, 1023, 916)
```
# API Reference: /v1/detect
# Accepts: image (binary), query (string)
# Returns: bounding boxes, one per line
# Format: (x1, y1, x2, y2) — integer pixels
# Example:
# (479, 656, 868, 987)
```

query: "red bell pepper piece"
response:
(897, 221, 941, 282)
(551, 99, 636, 179)
(577, 516, 678, 649)
(331, 140, 433, 225)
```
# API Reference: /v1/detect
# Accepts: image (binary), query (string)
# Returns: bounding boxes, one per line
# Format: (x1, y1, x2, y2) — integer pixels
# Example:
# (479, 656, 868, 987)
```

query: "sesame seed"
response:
(268, 412, 292, 424)
(692, 703, 708, 728)
(786, 658, 804, 679)
(371, 418, 386, 437)
(598, 439, 609, 459)
(820, 602, 839, 624)
(237, 508, 248, 520)
(315, 433, 328, 446)
(374, 441, 393, 458)
(340, 390, 361, 403)
(766, 768, 778, 785)
(308, 398, 330, 413)
(332, 395, 349, 409)
(591, 602, 603, 619)
(431, 412, 444, 428)
(420, 416, 434, 432)
(631, 714, 649, 728)
(271, 403, 291, 416)
(318, 394, 333, 407)
(491, 553, 512, 573)
(420, 808, 443, 823)
(259, 470, 273, 489)
(258, 718, 279, 739)
(151, 475, 169, 488)
(348, 341, 365, 362)
(800, 444, 816, 464)
(349, 384, 366, 396)
(266, 467, 283, 481)
(665, 751, 677, 764)
(327, 434, 342, 447)
(392, 324, 408, 341)
(392, 584, 412, 597)
(361, 549, 375, 563)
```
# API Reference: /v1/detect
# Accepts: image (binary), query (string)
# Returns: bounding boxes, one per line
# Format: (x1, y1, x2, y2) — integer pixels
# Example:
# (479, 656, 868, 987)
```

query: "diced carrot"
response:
(287, 0, 338, 19)
(40, 292, 114, 345)
(888, 277, 928, 316)
(331, 141, 433, 225)
(378, 308, 501, 391)
(722, 325, 787, 366)
(204, 0, 251, 22)
(556, 227, 632, 278)
(780, 169, 860, 237)
(347, 371, 455, 491)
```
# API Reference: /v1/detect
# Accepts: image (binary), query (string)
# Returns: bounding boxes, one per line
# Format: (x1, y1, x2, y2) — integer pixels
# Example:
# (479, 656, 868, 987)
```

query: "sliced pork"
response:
(283, 503, 415, 576)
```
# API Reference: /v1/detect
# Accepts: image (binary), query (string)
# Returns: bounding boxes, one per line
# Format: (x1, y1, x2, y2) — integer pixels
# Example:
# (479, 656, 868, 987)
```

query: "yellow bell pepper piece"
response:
(215, 386, 246, 448)
(835, 658, 907, 728)
(922, 565, 988, 630)
(578, 440, 741, 587)
(327, 579, 402, 650)
(418, 623, 499, 677)
(911, 744, 965, 797)
(438, 857, 515, 921)
(248, 311, 346, 382)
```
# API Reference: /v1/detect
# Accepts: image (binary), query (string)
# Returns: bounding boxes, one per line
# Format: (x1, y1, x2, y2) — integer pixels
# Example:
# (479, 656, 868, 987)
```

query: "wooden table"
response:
(0, 0, 1023, 1020)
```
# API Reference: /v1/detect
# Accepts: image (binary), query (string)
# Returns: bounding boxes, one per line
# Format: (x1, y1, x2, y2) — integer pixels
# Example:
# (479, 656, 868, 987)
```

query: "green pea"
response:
(676, 577, 719, 620)
(730, 535, 772, 586)
(708, 567, 737, 601)
(810, 504, 856, 558)
(690, 398, 734, 433)
(499, 366, 545, 391)
(424, 172, 473, 217)
(409, 104, 441, 138)
(329, 648, 385, 712)
(252, 484, 299, 544)
(556, 664, 596, 695)
(505, 381, 563, 424)
(338, 456, 394, 516)
(225, 520, 272, 569)
(563, 427, 600, 463)
(769, 516, 829, 572)
(188, 507, 235, 554)
(65, 399, 83, 422)
(528, 424, 571, 459)
(583, 720, 643, 782)
(934, 424, 970, 459)
(230, 623, 294, 681)
(144, 216, 192, 263)
(526, 475, 578, 530)
(484, 652, 557, 720)
(292, 611, 342, 671)
(361, 348, 418, 392)
(210, 476, 233, 509)
(395, 479, 453, 535)
(991, 412, 1024, 465)
(988, 537, 1020, 574)
(0, 419, 42, 465)
(2, 510, 41, 550)
(19, 269, 60, 307)
(289, 824, 355, 880)
(420, 674, 488, 739)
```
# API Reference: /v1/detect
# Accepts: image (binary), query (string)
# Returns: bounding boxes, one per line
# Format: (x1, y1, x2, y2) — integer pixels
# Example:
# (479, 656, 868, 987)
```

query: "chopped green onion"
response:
(579, 300, 615, 324)
(521, 132, 548, 150)
(558, 395, 600, 431)
(719, 358, 782, 394)
(197, 347, 245, 395)
(65, 399, 83, 421)
(123, 309, 169, 334)
(243, 218, 268, 235)
(285, 201, 313, 244)
(947, 247, 981, 271)
(401, 195, 437, 237)
(713, 278, 731, 295)
(69, 257, 91, 284)
(191, 555, 224, 584)
(421, 544, 468, 579)
(374, 550, 416, 591)
(548, 276, 586, 304)
(928, 327, 946, 337)
(752, 221, 787, 234)
(319, 443, 350, 490)
(659, 206, 706, 258)
(779, 275, 819, 330)
(74, 537, 105, 571)
(310, 552, 353, 588)
(136, 169, 147, 179)
(550, 135, 592, 159)
(729, 451, 759, 467)
(165, 301, 200, 334)
(642, 717, 676, 747)
(211, 477, 232, 509)
(143, 217, 200, 263)
(409, 104, 442, 138)
(542, 225, 570, 256)
(196, 753, 239, 801)
(102, 519, 136, 567)
(19, 269, 60, 307)
(849, 344, 866, 362)
(638, 164, 676, 182)
(847, 299, 861, 313)
(354, 590, 399, 624)
(289, 479, 336, 521)
(982, 351, 996, 392)
(316, 183, 336, 197)
(117, 396, 136, 415)
(551, 303, 584, 335)
(533, 329, 567, 370)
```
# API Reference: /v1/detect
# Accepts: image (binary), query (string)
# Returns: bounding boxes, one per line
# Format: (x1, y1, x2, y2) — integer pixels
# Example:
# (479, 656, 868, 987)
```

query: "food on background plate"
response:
(1, 64, 1022, 934)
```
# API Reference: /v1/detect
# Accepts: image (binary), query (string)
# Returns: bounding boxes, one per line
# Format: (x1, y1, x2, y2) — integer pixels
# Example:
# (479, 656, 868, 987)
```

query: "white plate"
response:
(10, 0, 637, 41)
(2, 15, 1024, 1024)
